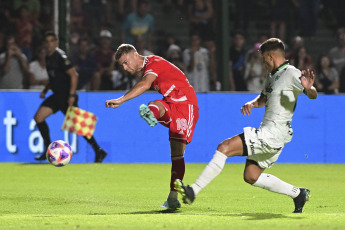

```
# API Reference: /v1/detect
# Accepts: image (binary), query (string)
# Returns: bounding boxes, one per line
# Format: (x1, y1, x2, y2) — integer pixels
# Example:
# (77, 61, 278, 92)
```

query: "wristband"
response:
(69, 93, 77, 97)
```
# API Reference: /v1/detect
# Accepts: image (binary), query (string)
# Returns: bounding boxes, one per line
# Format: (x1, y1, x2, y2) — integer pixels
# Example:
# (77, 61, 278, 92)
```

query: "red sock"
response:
(170, 156, 185, 191)
(148, 104, 160, 119)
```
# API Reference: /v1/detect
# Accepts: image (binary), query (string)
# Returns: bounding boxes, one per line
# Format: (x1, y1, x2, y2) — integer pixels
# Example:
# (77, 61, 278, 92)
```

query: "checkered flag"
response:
(62, 106, 98, 139)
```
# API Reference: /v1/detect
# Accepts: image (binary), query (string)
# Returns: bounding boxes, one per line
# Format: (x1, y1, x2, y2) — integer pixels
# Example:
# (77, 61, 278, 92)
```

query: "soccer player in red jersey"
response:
(105, 44, 199, 209)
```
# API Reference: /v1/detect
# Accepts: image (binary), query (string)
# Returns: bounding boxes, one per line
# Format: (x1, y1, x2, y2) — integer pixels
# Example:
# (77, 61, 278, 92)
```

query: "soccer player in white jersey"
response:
(175, 38, 318, 213)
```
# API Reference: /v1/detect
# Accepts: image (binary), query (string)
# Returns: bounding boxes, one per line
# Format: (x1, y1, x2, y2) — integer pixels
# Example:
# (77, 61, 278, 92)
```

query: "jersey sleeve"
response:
(143, 60, 160, 78)
(288, 68, 304, 93)
(61, 54, 73, 72)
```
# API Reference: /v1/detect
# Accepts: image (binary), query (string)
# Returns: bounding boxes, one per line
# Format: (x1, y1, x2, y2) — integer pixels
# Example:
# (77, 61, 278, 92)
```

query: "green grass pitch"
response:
(0, 163, 344, 230)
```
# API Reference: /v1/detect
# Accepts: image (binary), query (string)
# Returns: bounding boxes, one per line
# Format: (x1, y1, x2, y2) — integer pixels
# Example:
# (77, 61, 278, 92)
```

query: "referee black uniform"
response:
(34, 32, 107, 162)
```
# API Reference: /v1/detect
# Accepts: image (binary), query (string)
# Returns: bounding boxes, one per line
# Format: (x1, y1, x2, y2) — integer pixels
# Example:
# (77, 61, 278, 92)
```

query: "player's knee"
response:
(243, 173, 259, 185)
(217, 140, 232, 156)
(34, 114, 43, 123)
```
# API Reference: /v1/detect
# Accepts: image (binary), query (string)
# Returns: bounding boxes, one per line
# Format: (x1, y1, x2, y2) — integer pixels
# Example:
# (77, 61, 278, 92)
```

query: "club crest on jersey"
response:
(275, 75, 280, 81)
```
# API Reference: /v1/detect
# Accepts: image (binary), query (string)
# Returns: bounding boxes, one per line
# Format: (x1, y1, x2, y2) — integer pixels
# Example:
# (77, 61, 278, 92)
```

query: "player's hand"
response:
(241, 103, 254, 116)
(105, 98, 123, 109)
(301, 69, 315, 90)
(68, 96, 75, 106)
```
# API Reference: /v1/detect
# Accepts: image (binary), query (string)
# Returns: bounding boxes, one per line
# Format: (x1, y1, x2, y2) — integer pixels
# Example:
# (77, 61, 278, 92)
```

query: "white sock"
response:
(191, 150, 227, 196)
(252, 173, 300, 198)
(167, 190, 178, 200)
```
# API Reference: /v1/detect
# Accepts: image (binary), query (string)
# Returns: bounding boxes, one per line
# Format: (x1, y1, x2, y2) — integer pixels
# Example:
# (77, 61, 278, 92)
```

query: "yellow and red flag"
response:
(61, 106, 98, 139)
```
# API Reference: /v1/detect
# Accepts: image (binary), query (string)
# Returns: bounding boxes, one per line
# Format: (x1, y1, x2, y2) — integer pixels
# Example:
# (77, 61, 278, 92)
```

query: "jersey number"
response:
(176, 118, 188, 131)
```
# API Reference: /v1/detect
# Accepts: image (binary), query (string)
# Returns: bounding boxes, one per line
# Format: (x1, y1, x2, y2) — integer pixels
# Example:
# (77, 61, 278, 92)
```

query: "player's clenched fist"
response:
(241, 103, 254, 116)
(105, 98, 123, 109)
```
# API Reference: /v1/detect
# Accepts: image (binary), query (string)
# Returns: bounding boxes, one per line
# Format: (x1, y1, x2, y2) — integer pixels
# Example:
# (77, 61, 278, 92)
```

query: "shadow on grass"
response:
(125, 209, 182, 214)
(2, 195, 116, 207)
(123, 211, 305, 220)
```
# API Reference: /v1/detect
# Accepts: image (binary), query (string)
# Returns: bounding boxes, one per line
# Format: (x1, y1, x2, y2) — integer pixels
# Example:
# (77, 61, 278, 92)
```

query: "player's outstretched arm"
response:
(240, 93, 266, 116)
(105, 73, 156, 109)
(301, 69, 318, 99)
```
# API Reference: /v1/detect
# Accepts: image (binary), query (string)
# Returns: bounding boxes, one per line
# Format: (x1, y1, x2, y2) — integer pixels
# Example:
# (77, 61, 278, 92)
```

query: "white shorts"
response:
(243, 126, 285, 169)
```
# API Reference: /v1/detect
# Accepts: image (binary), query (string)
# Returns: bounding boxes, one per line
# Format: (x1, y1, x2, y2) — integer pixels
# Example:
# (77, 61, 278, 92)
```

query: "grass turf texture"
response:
(0, 163, 344, 230)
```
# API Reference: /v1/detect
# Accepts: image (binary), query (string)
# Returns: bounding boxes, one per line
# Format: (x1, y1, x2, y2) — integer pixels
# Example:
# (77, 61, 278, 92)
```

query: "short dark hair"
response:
(44, 31, 58, 40)
(259, 38, 285, 53)
(114, 44, 137, 62)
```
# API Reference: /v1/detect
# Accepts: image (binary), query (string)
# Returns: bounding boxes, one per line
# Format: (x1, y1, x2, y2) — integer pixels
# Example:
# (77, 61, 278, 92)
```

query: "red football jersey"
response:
(143, 56, 198, 107)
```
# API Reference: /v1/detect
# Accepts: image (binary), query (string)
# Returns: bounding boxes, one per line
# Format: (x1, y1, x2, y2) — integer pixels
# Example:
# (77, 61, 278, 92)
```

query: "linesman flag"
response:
(62, 106, 98, 139)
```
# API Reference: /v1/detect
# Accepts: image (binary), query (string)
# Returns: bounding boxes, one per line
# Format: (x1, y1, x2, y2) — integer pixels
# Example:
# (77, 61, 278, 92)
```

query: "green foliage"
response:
(0, 163, 344, 230)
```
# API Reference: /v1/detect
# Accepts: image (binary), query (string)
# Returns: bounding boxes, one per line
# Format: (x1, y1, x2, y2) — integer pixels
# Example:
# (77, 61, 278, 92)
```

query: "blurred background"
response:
(1, 0, 345, 93)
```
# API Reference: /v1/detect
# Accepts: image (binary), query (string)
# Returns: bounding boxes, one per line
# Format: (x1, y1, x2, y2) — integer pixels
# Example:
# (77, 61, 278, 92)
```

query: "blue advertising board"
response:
(1, 91, 344, 163)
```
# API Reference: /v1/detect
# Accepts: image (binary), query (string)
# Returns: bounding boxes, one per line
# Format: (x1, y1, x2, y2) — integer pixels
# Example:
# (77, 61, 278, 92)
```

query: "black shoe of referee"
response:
(34, 152, 47, 161)
(95, 148, 107, 163)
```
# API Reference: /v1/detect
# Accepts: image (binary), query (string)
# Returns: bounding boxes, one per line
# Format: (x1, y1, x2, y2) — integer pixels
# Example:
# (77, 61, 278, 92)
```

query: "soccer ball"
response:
(46, 140, 73, 167)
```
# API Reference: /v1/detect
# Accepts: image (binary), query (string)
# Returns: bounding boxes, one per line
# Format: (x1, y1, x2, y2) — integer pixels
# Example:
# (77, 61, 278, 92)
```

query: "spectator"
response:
(285, 36, 305, 60)
(71, 38, 98, 91)
(183, 32, 210, 92)
(0, 36, 28, 89)
(134, 35, 154, 56)
(269, 0, 289, 40)
(117, 0, 137, 20)
(329, 28, 345, 92)
(28, 46, 48, 89)
(188, 0, 217, 90)
(0, 2, 13, 34)
(167, 44, 185, 72)
(229, 30, 247, 91)
(13, 0, 41, 21)
(0, 31, 5, 54)
(6, 5, 40, 61)
(298, 0, 320, 38)
(70, 0, 91, 37)
(315, 54, 339, 94)
(245, 32, 269, 64)
(121, 0, 154, 51)
(188, 0, 214, 45)
(83, 0, 107, 38)
(233, 0, 250, 32)
(290, 46, 313, 70)
(164, 0, 185, 13)
(244, 43, 265, 93)
(92, 30, 115, 90)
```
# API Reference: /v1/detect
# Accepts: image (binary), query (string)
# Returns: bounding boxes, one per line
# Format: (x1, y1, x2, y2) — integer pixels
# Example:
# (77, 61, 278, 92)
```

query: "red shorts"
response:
(156, 100, 199, 144)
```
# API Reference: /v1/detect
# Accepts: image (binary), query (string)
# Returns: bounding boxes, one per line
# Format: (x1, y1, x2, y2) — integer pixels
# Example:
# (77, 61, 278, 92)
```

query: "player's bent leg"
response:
(34, 106, 54, 123)
(246, 160, 310, 212)
(243, 160, 265, 185)
(148, 101, 166, 118)
(217, 135, 245, 157)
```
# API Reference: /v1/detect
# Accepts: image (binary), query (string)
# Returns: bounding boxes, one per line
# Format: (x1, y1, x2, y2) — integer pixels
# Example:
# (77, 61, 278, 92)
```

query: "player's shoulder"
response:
(145, 55, 167, 65)
(285, 64, 301, 76)
(55, 48, 69, 59)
